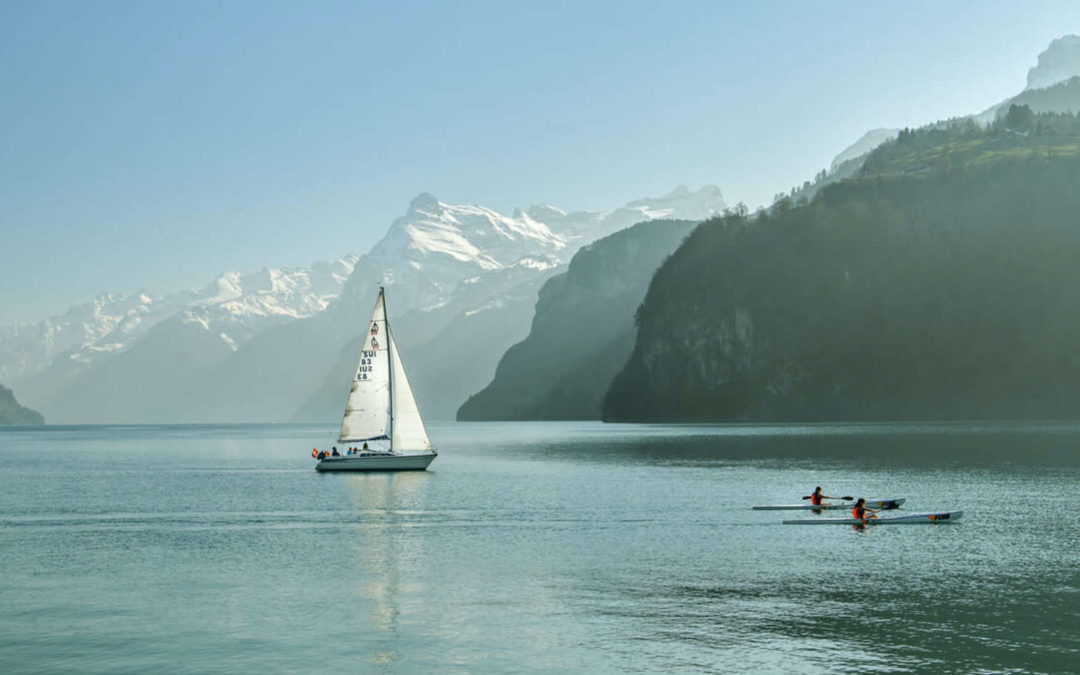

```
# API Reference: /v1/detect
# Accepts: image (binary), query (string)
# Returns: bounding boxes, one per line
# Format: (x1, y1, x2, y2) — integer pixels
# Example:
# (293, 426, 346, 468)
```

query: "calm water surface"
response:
(1, 421, 1078, 673)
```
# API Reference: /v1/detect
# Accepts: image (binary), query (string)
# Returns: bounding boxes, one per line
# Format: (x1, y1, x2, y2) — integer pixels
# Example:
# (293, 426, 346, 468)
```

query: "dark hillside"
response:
(0, 384, 44, 425)
(605, 111, 1080, 421)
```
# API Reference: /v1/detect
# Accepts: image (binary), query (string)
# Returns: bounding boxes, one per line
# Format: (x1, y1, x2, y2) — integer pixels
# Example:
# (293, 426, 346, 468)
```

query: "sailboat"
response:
(315, 288, 437, 471)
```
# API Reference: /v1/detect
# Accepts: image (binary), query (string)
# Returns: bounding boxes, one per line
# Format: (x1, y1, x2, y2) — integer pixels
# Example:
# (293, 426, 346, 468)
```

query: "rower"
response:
(852, 498, 878, 522)
(809, 486, 836, 507)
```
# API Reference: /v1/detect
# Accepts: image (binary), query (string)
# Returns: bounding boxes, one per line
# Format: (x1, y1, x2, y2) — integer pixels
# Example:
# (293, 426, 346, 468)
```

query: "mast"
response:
(382, 286, 394, 449)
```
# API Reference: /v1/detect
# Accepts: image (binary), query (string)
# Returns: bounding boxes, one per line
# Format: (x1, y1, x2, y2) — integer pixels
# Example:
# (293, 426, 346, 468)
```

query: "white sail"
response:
(388, 328, 433, 451)
(339, 291, 391, 442)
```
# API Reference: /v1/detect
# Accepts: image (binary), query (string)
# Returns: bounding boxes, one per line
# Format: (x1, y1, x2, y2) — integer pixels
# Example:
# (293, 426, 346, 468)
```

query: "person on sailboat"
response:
(851, 498, 878, 522)
(331, 446, 340, 457)
(362, 442, 369, 452)
(809, 486, 837, 507)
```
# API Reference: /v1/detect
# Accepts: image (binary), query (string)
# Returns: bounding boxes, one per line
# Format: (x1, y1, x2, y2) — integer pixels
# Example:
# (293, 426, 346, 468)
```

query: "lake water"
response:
(1, 421, 1078, 673)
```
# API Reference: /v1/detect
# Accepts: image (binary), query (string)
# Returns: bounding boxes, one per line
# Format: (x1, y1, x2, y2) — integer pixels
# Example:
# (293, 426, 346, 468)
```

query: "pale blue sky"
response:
(2, 0, 1079, 324)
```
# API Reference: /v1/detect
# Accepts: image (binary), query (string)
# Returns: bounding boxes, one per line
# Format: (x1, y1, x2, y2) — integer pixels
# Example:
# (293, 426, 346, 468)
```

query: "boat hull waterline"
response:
(316, 452, 437, 472)
(783, 510, 963, 525)
(752, 498, 905, 511)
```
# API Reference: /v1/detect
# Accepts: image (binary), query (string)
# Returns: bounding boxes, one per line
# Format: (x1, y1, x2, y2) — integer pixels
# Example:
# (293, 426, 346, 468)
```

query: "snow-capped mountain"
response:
(0, 291, 193, 384)
(297, 185, 726, 421)
(341, 193, 568, 316)
(181, 256, 357, 349)
(371, 193, 567, 270)
(7, 185, 722, 423)
(4, 255, 357, 412)
(526, 185, 725, 245)
(338, 185, 724, 320)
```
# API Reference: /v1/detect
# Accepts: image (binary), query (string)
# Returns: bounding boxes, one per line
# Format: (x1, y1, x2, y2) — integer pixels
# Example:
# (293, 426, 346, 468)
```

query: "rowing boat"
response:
(782, 510, 963, 525)
(752, 498, 905, 511)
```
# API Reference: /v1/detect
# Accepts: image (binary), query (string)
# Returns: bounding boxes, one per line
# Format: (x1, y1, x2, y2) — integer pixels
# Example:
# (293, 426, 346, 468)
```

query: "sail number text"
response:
(356, 351, 378, 380)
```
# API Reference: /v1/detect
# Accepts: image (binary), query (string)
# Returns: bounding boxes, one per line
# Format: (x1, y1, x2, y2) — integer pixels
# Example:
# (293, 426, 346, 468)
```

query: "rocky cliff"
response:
(458, 219, 698, 420)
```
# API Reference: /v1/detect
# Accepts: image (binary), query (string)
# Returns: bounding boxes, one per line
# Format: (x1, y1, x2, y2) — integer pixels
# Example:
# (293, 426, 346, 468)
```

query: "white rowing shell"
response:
(782, 510, 963, 525)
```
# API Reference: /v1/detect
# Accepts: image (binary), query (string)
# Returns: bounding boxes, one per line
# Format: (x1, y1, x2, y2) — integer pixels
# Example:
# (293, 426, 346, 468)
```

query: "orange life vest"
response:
(811, 492, 822, 505)
(852, 505, 865, 520)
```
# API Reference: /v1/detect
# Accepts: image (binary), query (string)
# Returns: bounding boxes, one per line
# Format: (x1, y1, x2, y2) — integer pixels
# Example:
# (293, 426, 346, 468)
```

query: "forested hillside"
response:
(605, 108, 1080, 421)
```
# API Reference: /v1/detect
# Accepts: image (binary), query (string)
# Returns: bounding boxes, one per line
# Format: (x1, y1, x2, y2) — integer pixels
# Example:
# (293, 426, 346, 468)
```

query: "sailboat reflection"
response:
(343, 472, 428, 666)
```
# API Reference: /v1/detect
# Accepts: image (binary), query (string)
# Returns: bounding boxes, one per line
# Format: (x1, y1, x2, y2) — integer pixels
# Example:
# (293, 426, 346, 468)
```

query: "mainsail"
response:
(388, 327, 433, 451)
(338, 288, 433, 453)
(339, 291, 391, 442)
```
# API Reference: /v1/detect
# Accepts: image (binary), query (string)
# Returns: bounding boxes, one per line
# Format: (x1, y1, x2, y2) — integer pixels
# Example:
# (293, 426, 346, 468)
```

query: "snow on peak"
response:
(186, 256, 360, 326)
(370, 194, 568, 275)
(526, 204, 567, 221)
(341, 186, 725, 321)
(624, 184, 725, 217)
(0, 254, 358, 383)
(366, 187, 722, 288)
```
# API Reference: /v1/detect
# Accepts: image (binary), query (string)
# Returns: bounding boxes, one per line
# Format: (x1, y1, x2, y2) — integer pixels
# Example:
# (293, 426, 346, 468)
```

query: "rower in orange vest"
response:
(851, 498, 878, 522)
(809, 486, 837, 507)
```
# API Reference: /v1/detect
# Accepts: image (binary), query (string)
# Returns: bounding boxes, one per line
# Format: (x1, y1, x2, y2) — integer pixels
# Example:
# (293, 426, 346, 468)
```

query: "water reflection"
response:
(572, 564, 1080, 673)
(453, 420, 1080, 469)
(343, 472, 428, 669)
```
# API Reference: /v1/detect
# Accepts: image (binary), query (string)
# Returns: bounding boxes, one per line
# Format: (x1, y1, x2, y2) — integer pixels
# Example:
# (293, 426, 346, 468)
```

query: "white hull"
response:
(783, 510, 963, 525)
(316, 452, 437, 472)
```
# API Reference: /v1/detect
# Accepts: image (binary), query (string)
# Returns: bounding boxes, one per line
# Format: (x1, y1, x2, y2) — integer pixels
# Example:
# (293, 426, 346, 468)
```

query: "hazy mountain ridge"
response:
(295, 187, 725, 423)
(829, 129, 901, 173)
(1026, 34, 1080, 90)
(457, 219, 699, 421)
(605, 111, 1080, 422)
(0, 383, 44, 425)
(343, 186, 724, 317)
(7, 256, 357, 416)
(12, 187, 723, 423)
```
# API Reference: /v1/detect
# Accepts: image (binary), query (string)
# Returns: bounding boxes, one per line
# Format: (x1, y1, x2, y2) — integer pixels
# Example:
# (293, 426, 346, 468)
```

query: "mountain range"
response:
(3, 257, 358, 418)
(7, 35, 1080, 427)
(0, 186, 724, 423)
(459, 34, 1080, 424)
